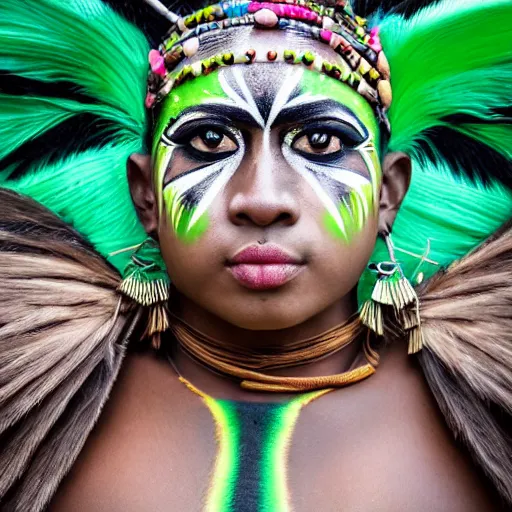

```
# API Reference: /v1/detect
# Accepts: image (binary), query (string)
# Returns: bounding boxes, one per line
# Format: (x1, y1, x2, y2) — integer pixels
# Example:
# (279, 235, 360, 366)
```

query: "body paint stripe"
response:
(259, 389, 331, 512)
(180, 378, 331, 512)
(180, 378, 240, 512)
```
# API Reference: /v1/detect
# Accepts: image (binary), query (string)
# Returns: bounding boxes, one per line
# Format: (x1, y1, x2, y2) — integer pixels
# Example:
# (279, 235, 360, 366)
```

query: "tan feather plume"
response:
(417, 220, 512, 504)
(0, 190, 140, 512)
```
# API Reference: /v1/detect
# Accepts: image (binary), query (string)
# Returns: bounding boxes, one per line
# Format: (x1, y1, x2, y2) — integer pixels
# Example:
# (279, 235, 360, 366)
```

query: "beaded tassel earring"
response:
(118, 238, 171, 350)
(360, 232, 423, 354)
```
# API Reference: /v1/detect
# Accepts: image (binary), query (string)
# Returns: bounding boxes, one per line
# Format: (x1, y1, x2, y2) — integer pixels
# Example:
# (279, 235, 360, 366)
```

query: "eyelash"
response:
(167, 122, 240, 161)
(164, 119, 363, 163)
(288, 122, 363, 147)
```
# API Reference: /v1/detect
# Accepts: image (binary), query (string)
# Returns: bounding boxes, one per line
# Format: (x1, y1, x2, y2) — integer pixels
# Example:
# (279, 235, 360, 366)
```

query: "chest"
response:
(49, 355, 500, 512)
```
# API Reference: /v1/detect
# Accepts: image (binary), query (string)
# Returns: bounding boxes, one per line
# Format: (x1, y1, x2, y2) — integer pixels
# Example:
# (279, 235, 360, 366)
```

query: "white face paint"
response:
(153, 64, 381, 243)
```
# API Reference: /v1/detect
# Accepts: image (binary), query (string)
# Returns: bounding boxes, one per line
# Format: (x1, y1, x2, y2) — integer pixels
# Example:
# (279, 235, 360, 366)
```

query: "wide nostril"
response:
(274, 212, 293, 224)
(233, 208, 295, 227)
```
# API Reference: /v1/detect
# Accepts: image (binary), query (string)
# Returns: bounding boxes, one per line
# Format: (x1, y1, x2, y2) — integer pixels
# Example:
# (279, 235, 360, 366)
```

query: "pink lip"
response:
(228, 244, 305, 290)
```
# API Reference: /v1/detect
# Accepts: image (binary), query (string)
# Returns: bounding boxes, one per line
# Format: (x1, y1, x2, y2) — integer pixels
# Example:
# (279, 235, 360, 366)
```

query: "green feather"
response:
(0, 0, 149, 275)
(358, 0, 512, 303)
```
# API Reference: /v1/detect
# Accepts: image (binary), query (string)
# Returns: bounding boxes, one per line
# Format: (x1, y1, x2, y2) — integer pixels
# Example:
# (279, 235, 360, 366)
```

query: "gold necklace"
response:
(168, 314, 380, 392)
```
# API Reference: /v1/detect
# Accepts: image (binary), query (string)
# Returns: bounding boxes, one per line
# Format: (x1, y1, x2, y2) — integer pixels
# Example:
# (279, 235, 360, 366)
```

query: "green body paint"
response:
(183, 378, 329, 512)
(152, 67, 381, 244)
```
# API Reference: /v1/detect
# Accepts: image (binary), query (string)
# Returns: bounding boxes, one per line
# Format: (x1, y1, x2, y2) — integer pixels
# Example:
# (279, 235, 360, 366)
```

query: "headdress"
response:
(144, 0, 392, 124)
(0, 0, 511, 509)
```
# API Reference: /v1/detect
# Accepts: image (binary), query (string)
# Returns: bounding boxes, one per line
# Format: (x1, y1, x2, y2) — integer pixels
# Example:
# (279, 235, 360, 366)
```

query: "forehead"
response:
(152, 64, 379, 149)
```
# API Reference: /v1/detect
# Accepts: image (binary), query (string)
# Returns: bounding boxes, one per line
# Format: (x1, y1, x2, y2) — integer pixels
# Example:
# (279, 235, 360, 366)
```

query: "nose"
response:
(227, 150, 300, 228)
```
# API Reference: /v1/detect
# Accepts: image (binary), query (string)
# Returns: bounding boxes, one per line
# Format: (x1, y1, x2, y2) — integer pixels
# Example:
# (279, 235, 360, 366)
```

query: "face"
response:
(131, 40, 409, 331)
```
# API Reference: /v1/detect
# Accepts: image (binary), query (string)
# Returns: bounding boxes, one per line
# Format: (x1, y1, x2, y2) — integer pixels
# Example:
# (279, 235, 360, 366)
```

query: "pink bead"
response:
(275, 4, 286, 16)
(248, 2, 260, 14)
(149, 49, 166, 77)
(320, 29, 332, 43)
(254, 7, 279, 27)
(145, 92, 156, 109)
(370, 27, 379, 37)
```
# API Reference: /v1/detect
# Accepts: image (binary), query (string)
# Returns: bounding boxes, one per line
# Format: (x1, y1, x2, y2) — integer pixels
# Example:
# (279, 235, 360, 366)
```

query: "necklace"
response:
(168, 314, 380, 392)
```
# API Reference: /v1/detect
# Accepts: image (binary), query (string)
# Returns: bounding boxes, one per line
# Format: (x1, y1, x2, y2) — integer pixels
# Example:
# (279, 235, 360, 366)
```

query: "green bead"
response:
(284, 49, 296, 62)
(222, 52, 234, 65)
(322, 61, 333, 73)
(302, 51, 315, 65)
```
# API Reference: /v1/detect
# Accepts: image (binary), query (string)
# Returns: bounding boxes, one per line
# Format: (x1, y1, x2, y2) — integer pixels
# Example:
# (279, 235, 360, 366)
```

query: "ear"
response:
(127, 153, 158, 236)
(378, 151, 411, 233)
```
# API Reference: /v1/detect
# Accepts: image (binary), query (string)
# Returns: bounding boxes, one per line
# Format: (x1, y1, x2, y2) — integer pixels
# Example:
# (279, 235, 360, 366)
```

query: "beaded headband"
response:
(144, 0, 392, 124)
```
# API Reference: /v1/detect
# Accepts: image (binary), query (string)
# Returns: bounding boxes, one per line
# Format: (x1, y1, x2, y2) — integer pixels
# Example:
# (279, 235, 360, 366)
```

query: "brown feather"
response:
(0, 190, 141, 511)
(417, 220, 512, 504)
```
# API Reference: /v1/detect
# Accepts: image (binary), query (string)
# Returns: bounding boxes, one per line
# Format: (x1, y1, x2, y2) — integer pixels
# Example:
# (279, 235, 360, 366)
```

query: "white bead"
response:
(183, 37, 200, 57)
(254, 8, 279, 28)
(322, 17, 335, 30)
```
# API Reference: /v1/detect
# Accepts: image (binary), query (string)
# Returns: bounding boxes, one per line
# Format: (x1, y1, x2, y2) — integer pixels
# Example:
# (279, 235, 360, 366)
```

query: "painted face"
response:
(150, 60, 384, 331)
(153, 65, 381, 244)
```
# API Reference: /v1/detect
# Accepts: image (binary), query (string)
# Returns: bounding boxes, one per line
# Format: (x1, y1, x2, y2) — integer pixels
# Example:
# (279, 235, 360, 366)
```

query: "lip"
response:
(230, 244, 301, 265)
(227, 244, 305, 290)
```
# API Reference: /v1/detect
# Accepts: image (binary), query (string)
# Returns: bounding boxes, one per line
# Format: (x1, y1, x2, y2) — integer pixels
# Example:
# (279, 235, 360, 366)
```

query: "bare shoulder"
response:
(49, 346, 506, 512)
(290, 342, 505, 511)
(49, 352, 215, 512)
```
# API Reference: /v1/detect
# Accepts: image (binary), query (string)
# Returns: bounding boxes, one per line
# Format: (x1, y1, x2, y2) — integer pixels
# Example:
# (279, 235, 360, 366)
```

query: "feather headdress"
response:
(0, 0, 510, 509)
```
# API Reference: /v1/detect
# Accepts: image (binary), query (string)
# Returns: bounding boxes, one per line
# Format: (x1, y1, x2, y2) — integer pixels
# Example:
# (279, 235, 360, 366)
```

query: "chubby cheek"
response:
(157, 213, 218, 296)
(314, 214, 378, 297)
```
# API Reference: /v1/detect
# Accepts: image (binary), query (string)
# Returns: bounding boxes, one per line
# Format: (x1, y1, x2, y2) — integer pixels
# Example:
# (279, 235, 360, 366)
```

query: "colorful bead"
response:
(283, 49, 296, 62)
(254, 7, 279, 27)
(183, 37, 200, 57)
(358, 57, 371, 75)
(222, 52, 235, 65)
(145, 92, 156, 109)
(302, 51, 315, 65)
(150, 0, 392, 118)
(246, 49, 257, 62)
(368, 68, 380, 81)
(322, 16, 334, 30)
(149, 50, 166, 77)
(320, 29, 332, 43)
(377, 79, 392, 109)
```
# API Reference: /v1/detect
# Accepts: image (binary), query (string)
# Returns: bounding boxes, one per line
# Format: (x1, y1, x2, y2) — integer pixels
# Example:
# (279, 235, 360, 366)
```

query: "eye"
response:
(189, 129, 238, 154)
(292, 132, 343, 155)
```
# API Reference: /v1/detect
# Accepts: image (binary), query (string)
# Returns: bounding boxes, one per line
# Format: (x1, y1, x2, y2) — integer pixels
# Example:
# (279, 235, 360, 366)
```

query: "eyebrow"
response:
(272, 99, 368, 136)
(166, 103, 263, 132)
(165, 98, 369, 136)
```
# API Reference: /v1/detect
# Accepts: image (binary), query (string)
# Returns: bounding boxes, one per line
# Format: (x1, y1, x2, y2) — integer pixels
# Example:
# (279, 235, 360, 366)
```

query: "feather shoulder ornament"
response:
(0, 190, 140, 511)
(417, 220, 512, 503)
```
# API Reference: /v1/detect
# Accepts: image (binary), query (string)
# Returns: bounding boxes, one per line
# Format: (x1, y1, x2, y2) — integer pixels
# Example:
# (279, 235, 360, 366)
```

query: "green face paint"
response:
(281, 69, 381, 243)
(152, 65, 381, 244)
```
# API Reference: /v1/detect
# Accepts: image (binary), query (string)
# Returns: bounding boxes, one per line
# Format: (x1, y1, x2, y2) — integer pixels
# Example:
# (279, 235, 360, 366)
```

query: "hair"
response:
(0, 0, 510, 509)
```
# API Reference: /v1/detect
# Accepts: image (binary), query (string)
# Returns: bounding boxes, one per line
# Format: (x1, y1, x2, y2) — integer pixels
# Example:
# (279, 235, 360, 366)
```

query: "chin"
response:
(213, 303, 316, 331)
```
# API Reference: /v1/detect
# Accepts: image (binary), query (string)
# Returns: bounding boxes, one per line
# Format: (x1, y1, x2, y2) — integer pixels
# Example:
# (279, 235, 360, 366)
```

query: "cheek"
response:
(315, 214, 379, 293)
(157, 214, 215, 293)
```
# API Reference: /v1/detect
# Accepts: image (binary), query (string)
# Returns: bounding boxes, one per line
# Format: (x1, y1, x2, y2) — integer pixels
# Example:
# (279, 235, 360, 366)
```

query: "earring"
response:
(360, 231, 423, 354)
(118, 238, 171, 350)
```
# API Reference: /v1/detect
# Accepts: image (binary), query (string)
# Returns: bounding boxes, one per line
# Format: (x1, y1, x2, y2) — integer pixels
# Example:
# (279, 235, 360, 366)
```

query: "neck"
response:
(167, 293, 364, 401)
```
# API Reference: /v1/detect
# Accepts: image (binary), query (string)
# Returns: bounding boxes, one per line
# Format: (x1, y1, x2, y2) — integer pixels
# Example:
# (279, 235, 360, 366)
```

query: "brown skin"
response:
(49, 133, 503, 511)
(50, 37, 503, 511)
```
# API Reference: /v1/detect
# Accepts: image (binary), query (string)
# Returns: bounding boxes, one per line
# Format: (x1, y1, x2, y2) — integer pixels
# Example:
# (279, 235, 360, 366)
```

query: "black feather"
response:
(416, 125, 512, 189)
